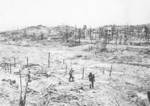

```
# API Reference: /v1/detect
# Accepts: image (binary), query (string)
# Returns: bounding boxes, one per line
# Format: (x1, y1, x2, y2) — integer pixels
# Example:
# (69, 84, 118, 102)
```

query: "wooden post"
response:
(65, 64, 68, 75)
(48, 52, 50, 68)
(23, 75, 29, 106)
(19, 69, 23, 106)
(26, 57, 28, 66)
(109, 65, 113, 77)
(14, 57, 16, 67)
(82, 66, 85, 79)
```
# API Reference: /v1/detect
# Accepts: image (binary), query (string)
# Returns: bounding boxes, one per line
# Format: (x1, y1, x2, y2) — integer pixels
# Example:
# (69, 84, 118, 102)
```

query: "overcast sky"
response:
(0, 0, 150, 31)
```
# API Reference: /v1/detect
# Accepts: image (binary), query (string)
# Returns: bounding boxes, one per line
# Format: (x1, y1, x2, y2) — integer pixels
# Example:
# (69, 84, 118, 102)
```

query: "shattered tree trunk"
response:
(145, 26, 149, 42)
(123, 34, 127, 45)
(137, 26, 140, 38)
(112, 30, 114, 41)
(78, 29, 81, 45)
(119, 34, 122, 45)
(106, 32, 108, 44)
(89, 29, 93, 43)
(124, 26, 128, 45)
(140, 32, 142, 45)
(79, 34, 81, 45)
(115, 30, 119, 45)
(74, 35, 77, 45)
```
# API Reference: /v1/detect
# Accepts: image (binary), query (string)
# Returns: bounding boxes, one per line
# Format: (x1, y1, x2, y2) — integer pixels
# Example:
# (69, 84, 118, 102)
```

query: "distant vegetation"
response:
(0, 24, 150, 46)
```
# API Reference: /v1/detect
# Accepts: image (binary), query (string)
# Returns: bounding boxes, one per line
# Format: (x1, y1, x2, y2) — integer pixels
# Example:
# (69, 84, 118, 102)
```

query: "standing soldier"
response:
(88, 72, 95, 89)
(69, 68, 74, 82)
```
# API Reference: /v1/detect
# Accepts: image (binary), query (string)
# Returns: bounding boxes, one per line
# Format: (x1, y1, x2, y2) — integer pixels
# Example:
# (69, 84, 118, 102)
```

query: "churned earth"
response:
(0, 40, 150, 106)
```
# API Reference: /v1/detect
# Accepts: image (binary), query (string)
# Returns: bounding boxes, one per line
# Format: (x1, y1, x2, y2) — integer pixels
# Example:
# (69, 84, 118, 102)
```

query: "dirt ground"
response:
(0, 40, 150, 106)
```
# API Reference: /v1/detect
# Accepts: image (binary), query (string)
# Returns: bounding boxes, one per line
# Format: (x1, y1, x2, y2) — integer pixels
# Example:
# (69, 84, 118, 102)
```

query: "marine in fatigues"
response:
(69, 68, 74, 82)
(88, 72, 95, 89)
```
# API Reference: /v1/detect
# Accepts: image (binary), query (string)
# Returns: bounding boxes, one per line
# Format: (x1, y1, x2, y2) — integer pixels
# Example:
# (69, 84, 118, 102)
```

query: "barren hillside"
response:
(0, 37, 150, 106)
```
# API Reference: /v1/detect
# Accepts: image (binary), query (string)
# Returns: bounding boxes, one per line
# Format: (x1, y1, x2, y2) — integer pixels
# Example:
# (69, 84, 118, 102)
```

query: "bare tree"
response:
(89, 28, 93, 43)
(144, 25, 149, 42)
(115, 29, 119, 45)
(105, 29, 109, 44)
(98, 28, 102, 40)
(137, 25, 140, 38)
(111, 25, 116, 40)
(119, 31, 123, 45)
(124, 25, 128, 45)
(40, 33, 44, 40)
(64, 29, 69, 43)
(83, 25, 87, 39)
(78, 28, 82, 45)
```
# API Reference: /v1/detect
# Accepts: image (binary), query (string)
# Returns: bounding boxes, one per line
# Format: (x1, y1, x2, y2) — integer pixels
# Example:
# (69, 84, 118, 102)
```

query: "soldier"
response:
(69, 68, 74, 82)
(88, 72, 95, 89)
